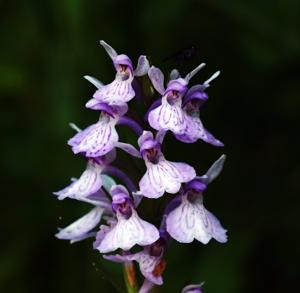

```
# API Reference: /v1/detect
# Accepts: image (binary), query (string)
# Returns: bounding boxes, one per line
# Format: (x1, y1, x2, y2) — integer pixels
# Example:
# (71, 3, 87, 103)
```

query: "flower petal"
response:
(68, 119, 119, 157)
(148, 100, 186, 134)
(139, 279, 156, 293)
(139, 159, 196, 198)
(137, 253, 163, 285)
(56, 207, 104, 242)
(205, 209, 228, 243)
(100, 40, 118, 59)
(93, 79, 135, 105)
(105, 252, 163, 285)
(134, 55, 150, 77)
(96, 211, 159, 253)
(104, 252, 140, 263)
(115, 142, 142, 158)
(148, 66, 165, 95)
(176, 115, 223, 146)
(53, 160, 103, 200)
(169, 68, 180, 80)
(166, 197, 227, 244)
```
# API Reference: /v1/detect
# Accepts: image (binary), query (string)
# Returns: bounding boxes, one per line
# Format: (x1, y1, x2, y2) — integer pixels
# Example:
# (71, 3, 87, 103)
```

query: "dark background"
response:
(1, 0, 299, 292)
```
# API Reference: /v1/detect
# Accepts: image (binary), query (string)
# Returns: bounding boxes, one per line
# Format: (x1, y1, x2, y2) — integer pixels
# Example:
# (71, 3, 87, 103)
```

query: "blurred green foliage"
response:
(1, 0, 299, 292)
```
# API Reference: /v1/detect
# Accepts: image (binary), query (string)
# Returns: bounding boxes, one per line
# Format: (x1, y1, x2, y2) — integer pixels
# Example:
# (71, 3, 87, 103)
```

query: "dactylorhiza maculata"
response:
(54, 40, 228, 293)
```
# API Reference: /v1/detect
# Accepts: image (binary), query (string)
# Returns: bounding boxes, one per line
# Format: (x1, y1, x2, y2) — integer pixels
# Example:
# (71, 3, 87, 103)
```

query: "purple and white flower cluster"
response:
(54, 40, 228, 293)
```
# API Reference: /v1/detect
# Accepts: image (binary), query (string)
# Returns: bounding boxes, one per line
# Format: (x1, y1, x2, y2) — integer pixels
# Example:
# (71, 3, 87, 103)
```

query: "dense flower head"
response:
(54, 40, 228, 292)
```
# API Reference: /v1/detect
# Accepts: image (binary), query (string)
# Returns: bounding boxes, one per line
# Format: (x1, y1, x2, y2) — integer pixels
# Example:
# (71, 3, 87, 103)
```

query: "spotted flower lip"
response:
(53, 158, 105, 201)
(85, 40, 149, 106)
(136, 131, 196, 199)
(68, 109, 141, 158)
(166, 155, 227, 244)
(148, 63, 205, 135)
(94, 185, 160, 253)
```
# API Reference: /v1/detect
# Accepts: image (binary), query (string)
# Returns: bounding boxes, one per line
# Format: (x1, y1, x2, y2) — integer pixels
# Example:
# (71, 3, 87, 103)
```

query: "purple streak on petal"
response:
(166, 196, 210, 244)
(104, 166, 137, 193)
(139, 159, 196, 198)
(148, 94, 187, 134)
(117, 116, 143, 136)
(166, 195, 227, 244)
(96, 210, 159, 253)
(93, 79, 135, 106)
(68, 117, 119, 158)
(148, 66, 165, 95)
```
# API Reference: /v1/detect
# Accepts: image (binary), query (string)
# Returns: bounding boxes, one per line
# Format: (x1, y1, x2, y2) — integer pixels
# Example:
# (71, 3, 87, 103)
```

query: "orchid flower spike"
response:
(136, 131, 196, 198)
(166, 155, 228, 244)
(147, 63, 205, 135)
(94, 185, 160, 253)
(85, 40, 150, 107)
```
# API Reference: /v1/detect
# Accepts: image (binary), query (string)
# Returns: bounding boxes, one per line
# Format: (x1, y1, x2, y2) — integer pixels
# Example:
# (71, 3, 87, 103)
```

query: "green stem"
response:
(123, 261, 138, 293)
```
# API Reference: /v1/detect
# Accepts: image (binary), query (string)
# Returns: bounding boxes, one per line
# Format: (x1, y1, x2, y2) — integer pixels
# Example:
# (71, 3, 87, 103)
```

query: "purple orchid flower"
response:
(166, 155, 228, 244)
(175, 71, 224, 146)
(136, 131, 196, 199)
(182, 283, 205, 293)
(147, 63, 205, 135)
(85, 40, 149, 107)
(53, 157, 106, 201)
(94, 185, 160, 253)
(104, 231, 168, 286)
(55, 206, 106, 244)
(68, 103, 141, 158)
